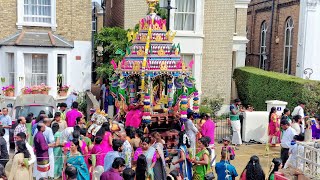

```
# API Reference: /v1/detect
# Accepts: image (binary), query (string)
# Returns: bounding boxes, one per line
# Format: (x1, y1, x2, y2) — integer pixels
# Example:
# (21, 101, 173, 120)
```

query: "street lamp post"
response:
(161, 0, 176, 31)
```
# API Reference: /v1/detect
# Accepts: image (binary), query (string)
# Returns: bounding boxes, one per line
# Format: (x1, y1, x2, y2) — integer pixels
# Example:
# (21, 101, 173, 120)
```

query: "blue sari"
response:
(179, 145, 193, 180)
(66, 152, 90, 180)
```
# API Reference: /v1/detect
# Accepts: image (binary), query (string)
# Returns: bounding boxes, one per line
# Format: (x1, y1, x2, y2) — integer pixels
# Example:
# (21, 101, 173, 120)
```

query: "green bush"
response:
(233, 67, 320, 113)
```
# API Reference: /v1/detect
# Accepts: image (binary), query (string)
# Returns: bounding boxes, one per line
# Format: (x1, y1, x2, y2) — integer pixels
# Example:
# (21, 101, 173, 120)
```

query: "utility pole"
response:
(161, 0, 176, 31)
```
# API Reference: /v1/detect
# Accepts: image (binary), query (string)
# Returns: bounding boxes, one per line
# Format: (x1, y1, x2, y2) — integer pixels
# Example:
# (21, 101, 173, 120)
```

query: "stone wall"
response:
(124, 0, 148, 30)
(202, 0, 234, 103)
(0, 0, 17, 40)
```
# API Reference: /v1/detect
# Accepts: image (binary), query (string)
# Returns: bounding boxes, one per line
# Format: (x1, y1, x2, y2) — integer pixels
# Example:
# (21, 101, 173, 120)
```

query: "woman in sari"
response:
(64, 130, 88, 166)
(133, 137, 156, 180)
(191, 137, 210, 180)
(151, 132, 166, 180)
(96, 122, 113, 155)
(172, 131, 192, 180)
(268, 107, 280, 147)
(52, 123, 63, 179)
(66, 139, 90, 180)
(7, 141, 32, 180)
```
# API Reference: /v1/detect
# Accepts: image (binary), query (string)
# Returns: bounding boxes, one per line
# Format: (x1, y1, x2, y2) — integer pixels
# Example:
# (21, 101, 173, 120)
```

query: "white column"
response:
(297, 1, 320, 80)
(47, 52, 58, 97)
(194, 53, 202, 95)
(15, 51, 25, 95)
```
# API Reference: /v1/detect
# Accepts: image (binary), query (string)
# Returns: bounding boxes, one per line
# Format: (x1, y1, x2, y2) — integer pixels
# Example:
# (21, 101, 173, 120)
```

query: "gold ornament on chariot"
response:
(143, 23, 149, 30)
(153, 23, 160, 30)
(160, 61, 168, 71)
(137, 48, 145, 56)
(133, 62, 141, 71)
(157, 48, 165, 56)
(141, 34, 147, 42)
(155, 35, 162, 42)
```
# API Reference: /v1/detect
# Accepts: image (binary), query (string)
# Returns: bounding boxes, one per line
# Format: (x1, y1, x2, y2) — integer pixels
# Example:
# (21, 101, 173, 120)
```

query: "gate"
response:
(215, 118, 232, 144)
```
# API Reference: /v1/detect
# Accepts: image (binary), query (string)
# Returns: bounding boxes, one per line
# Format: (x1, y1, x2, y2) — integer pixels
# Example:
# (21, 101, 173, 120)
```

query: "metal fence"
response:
(296, 141, 320, 179)
(214, 119, 232, 143)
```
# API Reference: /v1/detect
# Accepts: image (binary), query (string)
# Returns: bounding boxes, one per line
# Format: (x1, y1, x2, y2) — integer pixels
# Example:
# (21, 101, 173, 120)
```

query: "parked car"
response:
(9, 94, 57, 148)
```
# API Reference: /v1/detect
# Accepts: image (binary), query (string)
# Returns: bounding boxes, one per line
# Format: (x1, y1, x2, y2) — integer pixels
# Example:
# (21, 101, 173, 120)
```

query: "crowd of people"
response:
(0, 98, 317, 180)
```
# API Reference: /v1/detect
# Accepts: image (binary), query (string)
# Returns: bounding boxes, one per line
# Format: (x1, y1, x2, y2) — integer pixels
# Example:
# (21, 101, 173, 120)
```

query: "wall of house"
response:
(0, 0, 17, 40)
(246, 0, 300, 75)
(55, 0, 92, 41)
(202, 0, 234, 103)
(124, 0, 148, 30)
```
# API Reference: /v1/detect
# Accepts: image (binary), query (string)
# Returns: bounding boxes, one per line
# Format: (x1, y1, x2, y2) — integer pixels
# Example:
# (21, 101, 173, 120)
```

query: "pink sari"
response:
(268, 113, 281, 145)
(125, 109, 142, 128)
(100, 131, 113, 154)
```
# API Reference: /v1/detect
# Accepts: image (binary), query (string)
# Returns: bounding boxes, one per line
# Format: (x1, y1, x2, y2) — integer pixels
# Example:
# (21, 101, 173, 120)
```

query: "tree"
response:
(94, 27, 130, 79)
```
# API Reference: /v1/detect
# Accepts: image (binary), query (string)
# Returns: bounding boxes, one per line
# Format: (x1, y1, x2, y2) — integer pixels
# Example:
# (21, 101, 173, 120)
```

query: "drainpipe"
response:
(267, 0, 275, 71)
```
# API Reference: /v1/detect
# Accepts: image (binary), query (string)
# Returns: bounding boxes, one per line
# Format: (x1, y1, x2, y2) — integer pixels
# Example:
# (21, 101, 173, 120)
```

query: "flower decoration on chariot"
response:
(155, 35, 162, 42)
(137, 48, 145, 56)
(160, 61, 168, 71)
(141, 34, 147, 42)
(158, 48, 165, 56)
(166, 30, 176, 42)
(133, 62, 141, 72)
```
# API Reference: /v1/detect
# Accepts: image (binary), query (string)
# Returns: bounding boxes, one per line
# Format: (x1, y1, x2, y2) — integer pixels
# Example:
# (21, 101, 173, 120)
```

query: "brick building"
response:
(103, 0, 251, 103)
(246, 0, 300, 75)
(0, 0, 92, 98)
(246, 0, 320, 80)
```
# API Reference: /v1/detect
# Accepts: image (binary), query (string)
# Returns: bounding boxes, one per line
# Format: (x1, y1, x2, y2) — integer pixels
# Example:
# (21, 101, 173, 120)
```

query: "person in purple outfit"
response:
(312, 115, 320, 139)
(100, 157, 126, 180)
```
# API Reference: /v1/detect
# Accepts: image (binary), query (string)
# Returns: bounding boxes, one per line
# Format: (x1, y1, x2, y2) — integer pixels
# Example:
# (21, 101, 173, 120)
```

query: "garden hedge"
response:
(233, 67, 320, 113)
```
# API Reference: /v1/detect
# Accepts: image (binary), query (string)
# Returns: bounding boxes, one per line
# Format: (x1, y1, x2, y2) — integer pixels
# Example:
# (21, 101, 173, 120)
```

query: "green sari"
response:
(54, 132, 63, 179)
(26, 123, 32, 146)
(193, 149, 210, 180)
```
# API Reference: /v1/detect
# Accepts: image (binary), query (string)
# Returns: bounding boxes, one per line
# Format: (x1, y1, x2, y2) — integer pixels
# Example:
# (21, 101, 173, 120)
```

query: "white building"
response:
(297, 0, 320, 80)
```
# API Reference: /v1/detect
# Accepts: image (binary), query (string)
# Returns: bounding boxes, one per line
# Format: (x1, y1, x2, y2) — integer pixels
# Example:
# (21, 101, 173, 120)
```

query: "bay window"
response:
(174, 0, 196, 31)
(24, 54, 48, 86)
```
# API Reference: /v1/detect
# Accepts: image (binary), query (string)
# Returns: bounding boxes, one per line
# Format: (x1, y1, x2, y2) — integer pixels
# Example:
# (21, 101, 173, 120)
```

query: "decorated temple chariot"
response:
(109, 0, 199, 131)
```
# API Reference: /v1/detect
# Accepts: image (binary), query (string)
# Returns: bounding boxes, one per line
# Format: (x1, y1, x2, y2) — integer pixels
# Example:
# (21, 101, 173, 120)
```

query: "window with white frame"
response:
(283, 17, 294, 74)
(57, 55, 67, 86)
(7, 53, 15, 86)
(259, 21, 267, 70)
(17, 0, 56, 29)
(24, 54, 48, 86)
(174, 0, 196, 31)
(23, 0, 52, 23)
(181, 54, 195, 76)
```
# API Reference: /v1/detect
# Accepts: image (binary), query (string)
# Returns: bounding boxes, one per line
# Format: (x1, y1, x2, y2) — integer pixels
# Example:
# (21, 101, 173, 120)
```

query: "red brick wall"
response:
(105, 0, 125, 28)
(246, 0, 300, 75)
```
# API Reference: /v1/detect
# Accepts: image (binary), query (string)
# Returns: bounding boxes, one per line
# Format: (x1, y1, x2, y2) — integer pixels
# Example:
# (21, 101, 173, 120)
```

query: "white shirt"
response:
(292, 105, 305, 133)
(284, 143, 304, 169)
(281, 127, 297, 148)
(184, 119, 198, 139)
(291, 123, 301, 135)
(26, 141, 36, 165)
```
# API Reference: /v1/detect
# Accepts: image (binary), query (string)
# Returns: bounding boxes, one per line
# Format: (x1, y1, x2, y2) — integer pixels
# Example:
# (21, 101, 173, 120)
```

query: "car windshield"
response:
(15, 106, 54, 119)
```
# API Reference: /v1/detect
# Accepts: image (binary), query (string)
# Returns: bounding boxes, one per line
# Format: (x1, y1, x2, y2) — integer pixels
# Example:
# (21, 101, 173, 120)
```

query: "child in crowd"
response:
(221, 137, 235, 160)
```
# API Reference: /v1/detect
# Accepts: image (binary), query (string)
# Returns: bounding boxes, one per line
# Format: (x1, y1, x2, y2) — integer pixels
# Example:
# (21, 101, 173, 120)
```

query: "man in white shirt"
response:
(16, 132, 36, 166)
(280, 120, 297, 165)
(292, 101, 308, 133)
(0, 108, 12, 152)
